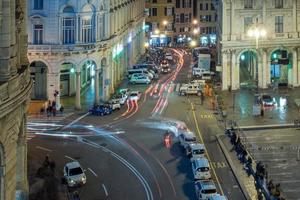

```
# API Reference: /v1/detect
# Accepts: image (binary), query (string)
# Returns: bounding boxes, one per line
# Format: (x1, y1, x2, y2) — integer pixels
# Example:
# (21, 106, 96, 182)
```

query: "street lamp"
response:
(154, 29, 160, 35)
(193, 19, 198, 25)
(247, 27, 266, 49)
(193, 28, 199, 35)
(190, 40, 196, 48)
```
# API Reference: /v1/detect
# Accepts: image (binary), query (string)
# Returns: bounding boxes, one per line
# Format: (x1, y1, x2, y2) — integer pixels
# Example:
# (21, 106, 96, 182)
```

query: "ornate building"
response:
(27, 0, 145, 109)
(0, 0, 32, 199)
(219, 0, 300, 90)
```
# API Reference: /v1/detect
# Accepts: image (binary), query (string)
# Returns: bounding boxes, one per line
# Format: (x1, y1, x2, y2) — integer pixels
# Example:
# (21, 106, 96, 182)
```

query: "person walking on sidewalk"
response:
(200, 91, 204, 105)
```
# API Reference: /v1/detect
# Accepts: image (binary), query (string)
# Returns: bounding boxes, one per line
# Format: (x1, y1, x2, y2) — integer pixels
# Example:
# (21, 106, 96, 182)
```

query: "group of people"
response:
(40, 100, 64, 117)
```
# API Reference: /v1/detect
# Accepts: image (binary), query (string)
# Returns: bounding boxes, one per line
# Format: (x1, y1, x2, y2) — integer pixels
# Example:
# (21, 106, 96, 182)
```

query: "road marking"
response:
(88, 168, 98, 177)
(200, 114, 214, 119)
(65, 155, 75, 161)
(102, 184, 108, 196)
(62, 112, 90, 130)
(210, 161, 227, 169)
(36, 146, 52, 152)
(191, 102, 224, 195)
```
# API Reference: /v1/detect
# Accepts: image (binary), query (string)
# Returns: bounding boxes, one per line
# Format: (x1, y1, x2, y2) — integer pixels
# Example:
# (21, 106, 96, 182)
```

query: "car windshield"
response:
(202, 189, 217, 194)
(198, 167, 209, 172)
(262, 95, 272, 101)
(69, 167, 83, 176)
(193, 149, 205, 154)
(186, 137, 196, 142)
(130, 93, 137, 97)
(161, 61, 168, 65)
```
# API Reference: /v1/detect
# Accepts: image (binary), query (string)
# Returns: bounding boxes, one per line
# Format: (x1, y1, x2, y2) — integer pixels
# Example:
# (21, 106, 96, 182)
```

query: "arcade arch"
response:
(30, 61, 48, 100)
(269, 49, 291, 86)
(238, 50, 259, 89)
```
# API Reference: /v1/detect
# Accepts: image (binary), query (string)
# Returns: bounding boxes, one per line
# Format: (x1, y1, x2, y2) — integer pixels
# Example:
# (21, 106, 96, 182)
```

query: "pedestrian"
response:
(59, 106, 64, 115)
(49, 160, 56, 172)
(200, 91, 204, 105)
(43, 154, 50, 168)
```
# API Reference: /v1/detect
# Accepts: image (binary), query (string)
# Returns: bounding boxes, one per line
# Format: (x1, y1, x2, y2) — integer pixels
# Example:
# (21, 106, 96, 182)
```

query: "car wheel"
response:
(132, 81, 136, 84)
(100, 112, 104, 116)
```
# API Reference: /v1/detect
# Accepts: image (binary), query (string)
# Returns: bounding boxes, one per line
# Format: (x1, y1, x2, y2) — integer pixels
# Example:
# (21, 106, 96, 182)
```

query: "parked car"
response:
(186, 143, 206, 160)
(165, 52, 173, 61)
(191, 157, 211, 180)
(130, 74, 151, 84)
(63, 161, 87, 187)
(110, 93, 128, 105)
(194, 180, 217, 200)
(89, 105, 112, 116)
(179, 131, 197, 149)
(129, 91, 142, 101)
(208, 194, 228, 200)
(106, 100, 121, 110)
(259, 94, 276, 107)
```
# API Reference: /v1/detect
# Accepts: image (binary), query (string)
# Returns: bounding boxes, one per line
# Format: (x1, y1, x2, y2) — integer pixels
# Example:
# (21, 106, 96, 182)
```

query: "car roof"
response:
(130, 91, 140, 94)
(208, 195, 228, 200)
(189, 143, 205, 150)
(193, 157, 209, 167)
(195, 180, 216, 190)
(182, 131, 196, 137)
(66, 161, 81, 169)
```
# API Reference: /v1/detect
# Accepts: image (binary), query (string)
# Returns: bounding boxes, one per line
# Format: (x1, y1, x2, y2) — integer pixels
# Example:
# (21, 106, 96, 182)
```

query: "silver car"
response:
(130, 74, 151, 84)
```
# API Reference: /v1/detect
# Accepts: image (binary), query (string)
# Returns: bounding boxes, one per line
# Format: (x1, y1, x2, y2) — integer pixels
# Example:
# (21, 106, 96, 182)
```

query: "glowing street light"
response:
(144, 42, 149, 48)
(154, 29, 160, 35)
(193, 19, 198, 25)
(162, 20, 168, 26)
(247, 27, 266, 49)
(190, 40, 197, 47)
(193, 28, 199, 35)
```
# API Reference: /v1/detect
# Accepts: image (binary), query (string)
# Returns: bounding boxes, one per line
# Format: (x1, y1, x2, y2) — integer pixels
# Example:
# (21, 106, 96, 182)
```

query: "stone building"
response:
(194, 0, 217, 46)
(145, 0, 175, 45)
(0, 0, 32, 199)
(219, 0, 300, 91)
(27, 0, 145, 109)
(173, 0, 194, 43)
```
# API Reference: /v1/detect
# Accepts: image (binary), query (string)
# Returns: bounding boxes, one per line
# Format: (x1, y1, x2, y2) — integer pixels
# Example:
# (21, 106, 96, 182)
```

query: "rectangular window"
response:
(152, 0, 157, 3)
(182, 0, 186, 8)
(63, 18, 75, 44)
(34, 0, 43, 10)
(205, 3, 208, 10)
(82, 18, 93, 43)
(175, 14, 180, 23)
(208, 15, 211, 22)
(200, 3, 203, 10)
(275, 16, 283, 33)
(176, 0, 180, 8)
(244, 0, 253, 9)
(180, 13, 184, 23)
(167, 0, 172, 2)
(184, 14, 189, 23)
(189, 0, 192, 8)
(275, 0, 283, 8)
(152, 8, 157, 16)
(33, 24, 43, 44)
(244, 17, 252, 32)
(211, 3, 215, 10)
(166, 7, 172, 16)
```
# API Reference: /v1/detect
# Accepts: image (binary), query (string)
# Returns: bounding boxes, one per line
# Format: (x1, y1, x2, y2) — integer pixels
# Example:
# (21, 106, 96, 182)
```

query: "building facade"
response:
(220, 0, 300, 91)
(145, 0, 175, 46)
(27, 0, 145, 109)
(0, 0, 32, 199)
(173, 0, 193, 43)
(194, 0, 217, 46)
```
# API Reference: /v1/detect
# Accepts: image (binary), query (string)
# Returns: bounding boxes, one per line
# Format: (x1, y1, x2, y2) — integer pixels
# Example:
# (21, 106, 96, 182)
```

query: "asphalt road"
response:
(28, 48, 245, 200)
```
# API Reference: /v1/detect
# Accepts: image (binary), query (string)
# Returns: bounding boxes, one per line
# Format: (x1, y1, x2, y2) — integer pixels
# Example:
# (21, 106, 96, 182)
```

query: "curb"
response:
(215, 134, 252, 200)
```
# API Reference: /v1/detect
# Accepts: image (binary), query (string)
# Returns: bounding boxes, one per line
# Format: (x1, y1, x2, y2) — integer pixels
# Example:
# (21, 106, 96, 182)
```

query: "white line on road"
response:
(36, 146, 52, 152)
(62, 112, 90, 130)
(88, 168, 98, 177)
(102, 184, 108, 196)
(65, 155, 75, 161)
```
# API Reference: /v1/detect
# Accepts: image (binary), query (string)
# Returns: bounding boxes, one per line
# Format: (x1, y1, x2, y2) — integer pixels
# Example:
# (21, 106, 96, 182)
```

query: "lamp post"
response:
(247, 24, 266, 93)
(162, 20, 168, 46)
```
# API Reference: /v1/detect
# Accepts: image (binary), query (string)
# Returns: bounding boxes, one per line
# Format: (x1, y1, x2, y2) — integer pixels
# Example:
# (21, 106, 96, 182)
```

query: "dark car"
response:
(89, 105, 112, 116)
(161, 60, 171, 73)
(259, 94, 276, 107)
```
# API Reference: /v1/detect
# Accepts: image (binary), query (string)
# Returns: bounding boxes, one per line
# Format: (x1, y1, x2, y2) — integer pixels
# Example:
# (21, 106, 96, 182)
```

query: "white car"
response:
(195, 180, 217, 200)
(208, 195, 228, 200)
(186, 143, 205, 160)
(63, 161, 87, 187)
(165, 53, 173, 61)
(107, 100, 121, 110)
(179, 131, 197, 149)
(130, 74, 151, 84)
(129, 91, 142, 101)
(110, 93, 128, 105)
(192, 158, 211, 180)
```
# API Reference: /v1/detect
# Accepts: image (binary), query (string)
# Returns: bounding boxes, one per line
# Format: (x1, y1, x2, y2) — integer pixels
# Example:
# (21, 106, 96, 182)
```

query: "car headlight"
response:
(82, 176, 86, 182)
(69, 179, 75, 183)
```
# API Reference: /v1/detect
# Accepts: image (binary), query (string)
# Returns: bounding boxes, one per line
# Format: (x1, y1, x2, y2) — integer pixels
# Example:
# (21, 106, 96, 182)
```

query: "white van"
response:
(195, 180, 217, 200)
(127, 69, 153, 79)
(186, 143, 205, 160)
(191, 157, 211, 180)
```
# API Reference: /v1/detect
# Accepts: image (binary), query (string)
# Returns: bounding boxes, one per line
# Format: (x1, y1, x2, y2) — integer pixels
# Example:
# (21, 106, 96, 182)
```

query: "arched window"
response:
(81, 5, 95, 43)
(62, 6, 75, 44)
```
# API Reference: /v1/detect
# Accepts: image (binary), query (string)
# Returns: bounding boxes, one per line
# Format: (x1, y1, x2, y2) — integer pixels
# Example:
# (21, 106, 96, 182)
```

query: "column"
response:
(222, 52, 228, 91)
(102, 66, 110, 101)
(231, 51, 238, 90)
(293, 48, 298, 86)
(267, 60, 272, 86)
(95, 68, 100, 104)
(75, 71, 81, 110)
(257, 56, 263, 89)
(293, 0, 297, 35)
(262, 49, 268, 88)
